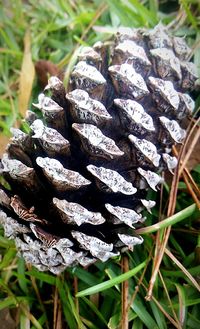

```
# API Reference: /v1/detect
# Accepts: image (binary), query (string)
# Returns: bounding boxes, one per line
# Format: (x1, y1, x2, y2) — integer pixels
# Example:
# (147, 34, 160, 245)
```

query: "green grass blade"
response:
(0, 247, 16, 270)
(72, 266, 103, 286)
(132, 316, 144, 329)
(56, 277, 78, 329)
(187, 312, 200, 329)
(0, 296, 31, 310)
(149, 300, 167, 329)
(173, 298, 200, 307)
(63, 281, 87, 329)
(127, 0, 158, 25)
(81, 296, 108, 326)
(0, 236, 15, 248)
(131, 295, 158, 329)
(26, 269, 56, 285)
(0, 296, 17, 310)
(179, 0, 198, 29)
(162, 265, 200, 278)
(19, 300, 31, 329)
(174, 283, 187, 327)
(76, 260, 146, 297)
(17, 258, 29, 294)
(136, 204, 197, 235)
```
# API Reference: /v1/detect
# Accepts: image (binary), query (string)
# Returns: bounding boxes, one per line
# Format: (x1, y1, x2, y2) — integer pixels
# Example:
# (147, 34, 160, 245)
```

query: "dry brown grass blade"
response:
(146, 175, 166, 300)
(179, 123, 200, 175)
(182, 171, 200, 208)
(128, 252, 151, 309)
(146, 230, 165, 301)
(146, 215, 176, 300)
(27, 265, 49, 329)
(0, 88, 17, 156)
(0, 134, 10, 157)
(19, 303, 43, 329)
(173, 147, 200, 207)
(74, 277, 79, 315)
(173, 118, 200, 208)
(165, 248, 200, 292)
(158, 270, 181, 328)
(141, 281, 181, 329)
(61, 3, 108, 88)
(146, 130, 187, 299)
(146, 115, 200, 299)
(179, 117, 200, 175)
(18, 30, 35, 120)
(121, 256, 129, 329)
(20, 302, 30, 329)
(80, 3, 108, 42)
(173, 146, 200, 198)
(189, 39, 200, 60)
(53, 286, 62, 329)
(167, 7, 187, 30)
(184, 170, 200, 198)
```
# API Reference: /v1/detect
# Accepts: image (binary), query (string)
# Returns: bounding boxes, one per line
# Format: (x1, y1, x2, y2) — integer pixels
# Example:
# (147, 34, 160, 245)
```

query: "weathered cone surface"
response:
(0, 24, 198, 274)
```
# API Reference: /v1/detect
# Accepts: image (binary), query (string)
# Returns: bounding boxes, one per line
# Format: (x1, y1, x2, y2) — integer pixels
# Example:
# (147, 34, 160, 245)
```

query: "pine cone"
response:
(0, 24, 198, 274)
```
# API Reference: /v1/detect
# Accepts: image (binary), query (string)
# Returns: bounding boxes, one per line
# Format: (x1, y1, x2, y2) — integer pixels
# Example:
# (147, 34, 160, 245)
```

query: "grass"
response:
(0, 0, 200, 328)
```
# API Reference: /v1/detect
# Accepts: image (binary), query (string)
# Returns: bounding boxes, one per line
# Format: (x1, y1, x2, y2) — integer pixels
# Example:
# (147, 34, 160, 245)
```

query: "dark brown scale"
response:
(0, 24, 198, 274)
(10, 195, 48, 225)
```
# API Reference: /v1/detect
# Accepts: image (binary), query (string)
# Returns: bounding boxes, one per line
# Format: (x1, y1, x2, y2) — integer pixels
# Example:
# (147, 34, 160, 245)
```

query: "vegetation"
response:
(0, 1, 200, 328)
